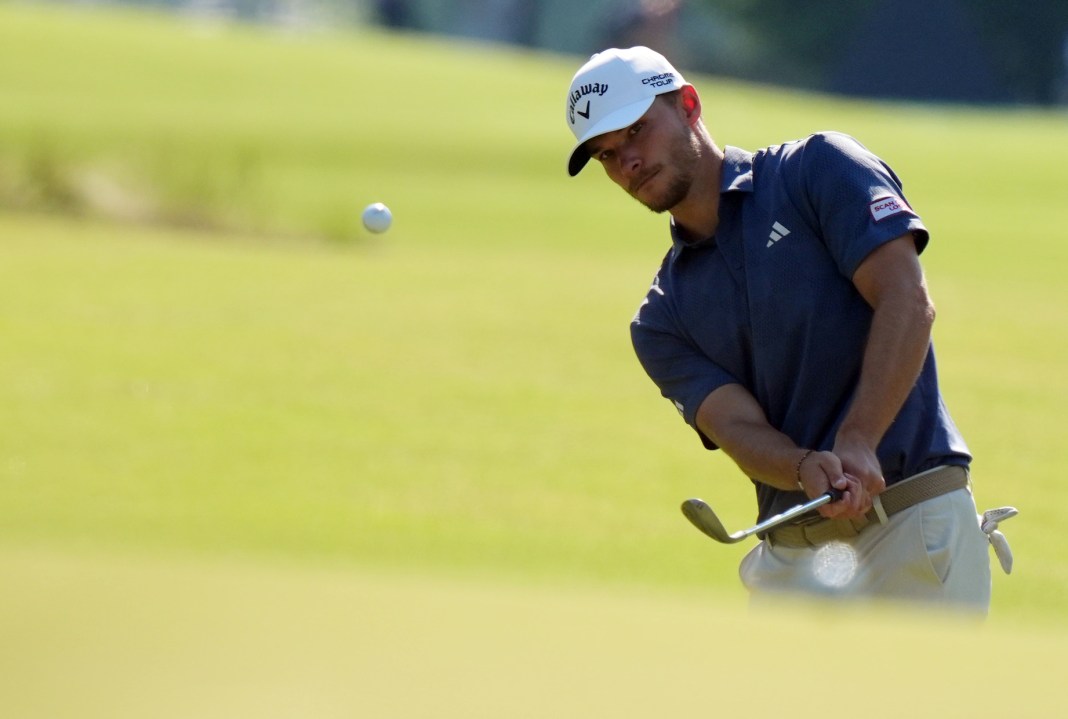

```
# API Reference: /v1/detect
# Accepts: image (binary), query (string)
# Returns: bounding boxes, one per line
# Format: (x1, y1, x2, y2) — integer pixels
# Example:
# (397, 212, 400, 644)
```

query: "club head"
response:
(681, 498, 746, 544)
(980, 506, 1018, 534)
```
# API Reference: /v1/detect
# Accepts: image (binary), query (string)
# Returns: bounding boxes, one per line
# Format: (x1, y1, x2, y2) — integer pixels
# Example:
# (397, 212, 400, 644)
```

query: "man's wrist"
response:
(794, 449, 814, 492)
(835, 426, 880, 454)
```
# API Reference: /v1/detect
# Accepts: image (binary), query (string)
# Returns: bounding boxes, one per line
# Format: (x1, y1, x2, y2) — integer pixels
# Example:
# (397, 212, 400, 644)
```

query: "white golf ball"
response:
(362, 202, 392, 233)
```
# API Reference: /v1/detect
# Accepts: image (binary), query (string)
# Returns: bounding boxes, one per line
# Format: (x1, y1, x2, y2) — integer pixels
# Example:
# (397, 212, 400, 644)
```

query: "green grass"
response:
(2, 547, 1066, 719)
(1, 1, 1067, 632)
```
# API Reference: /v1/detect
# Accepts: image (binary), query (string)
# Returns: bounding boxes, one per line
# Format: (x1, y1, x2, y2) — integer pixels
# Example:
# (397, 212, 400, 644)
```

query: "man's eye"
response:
(629, 122, 644, 135)
(598, 150, 614, 162)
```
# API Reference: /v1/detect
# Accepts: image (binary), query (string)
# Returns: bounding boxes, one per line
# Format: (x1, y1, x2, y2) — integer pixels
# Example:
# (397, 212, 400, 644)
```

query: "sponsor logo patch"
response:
(869, 196, 909, 222)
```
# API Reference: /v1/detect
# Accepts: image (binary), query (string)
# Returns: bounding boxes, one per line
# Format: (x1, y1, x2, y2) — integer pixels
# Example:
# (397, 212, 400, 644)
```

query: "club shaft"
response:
(745, 490, 840, 537)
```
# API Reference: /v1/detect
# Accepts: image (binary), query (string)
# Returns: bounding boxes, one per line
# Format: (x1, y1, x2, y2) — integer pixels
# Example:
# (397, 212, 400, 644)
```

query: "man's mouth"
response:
(630, 168, 659, 194)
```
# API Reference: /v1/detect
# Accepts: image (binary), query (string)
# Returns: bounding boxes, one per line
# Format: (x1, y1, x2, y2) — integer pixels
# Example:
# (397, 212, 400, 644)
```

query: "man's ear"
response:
(679, 85, 702, 126)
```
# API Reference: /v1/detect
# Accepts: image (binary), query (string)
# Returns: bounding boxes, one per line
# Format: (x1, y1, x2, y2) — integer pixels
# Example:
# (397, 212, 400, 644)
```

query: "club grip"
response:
(825, 487, 845, 502)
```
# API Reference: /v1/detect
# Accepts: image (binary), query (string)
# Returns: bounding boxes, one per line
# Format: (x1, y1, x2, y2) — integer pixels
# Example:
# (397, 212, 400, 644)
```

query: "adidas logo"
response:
(766, 221, 790, 248)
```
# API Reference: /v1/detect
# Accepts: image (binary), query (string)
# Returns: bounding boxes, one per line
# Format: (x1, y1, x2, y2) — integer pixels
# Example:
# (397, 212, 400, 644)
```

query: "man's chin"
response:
(630, 179, 667, 213)
(636, 182, 689, 214)
(640, 198, 673, 214)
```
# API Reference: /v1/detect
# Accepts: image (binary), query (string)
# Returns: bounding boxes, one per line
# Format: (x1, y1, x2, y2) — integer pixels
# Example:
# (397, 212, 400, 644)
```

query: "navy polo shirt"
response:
(630, 132, 970, 521)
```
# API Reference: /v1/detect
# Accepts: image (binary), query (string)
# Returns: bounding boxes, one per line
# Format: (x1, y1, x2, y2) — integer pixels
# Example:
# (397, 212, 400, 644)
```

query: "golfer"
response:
(564, 47, 995, 610)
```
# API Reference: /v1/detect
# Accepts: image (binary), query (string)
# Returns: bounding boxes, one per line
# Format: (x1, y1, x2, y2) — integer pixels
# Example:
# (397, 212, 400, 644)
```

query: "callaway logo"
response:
(568, 82, 609, 124)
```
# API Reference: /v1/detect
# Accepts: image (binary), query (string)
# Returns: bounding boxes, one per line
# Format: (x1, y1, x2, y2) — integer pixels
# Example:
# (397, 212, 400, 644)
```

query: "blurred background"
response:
(80, 0, 1068, 105)
(2, 2, 1067, 717)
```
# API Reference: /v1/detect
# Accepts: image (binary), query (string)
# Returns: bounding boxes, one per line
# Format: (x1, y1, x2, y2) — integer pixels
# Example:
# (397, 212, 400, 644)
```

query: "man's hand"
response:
(798, 447, 883, 520)
(833, 432, 887, 498)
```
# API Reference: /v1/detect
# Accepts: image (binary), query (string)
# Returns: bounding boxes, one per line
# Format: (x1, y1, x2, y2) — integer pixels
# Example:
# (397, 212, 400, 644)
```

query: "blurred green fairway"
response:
(1, 5, 1067, 715)
(2, 546, 1065, 719)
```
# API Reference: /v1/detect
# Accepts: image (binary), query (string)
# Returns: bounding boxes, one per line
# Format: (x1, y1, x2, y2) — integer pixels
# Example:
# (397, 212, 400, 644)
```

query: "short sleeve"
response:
(631, 286, 739, 449)
(797, 132, 929, 278)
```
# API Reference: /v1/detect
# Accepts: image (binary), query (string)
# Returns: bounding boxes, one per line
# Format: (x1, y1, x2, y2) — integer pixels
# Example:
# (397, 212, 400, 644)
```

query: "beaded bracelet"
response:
(795, 449, 814, 491)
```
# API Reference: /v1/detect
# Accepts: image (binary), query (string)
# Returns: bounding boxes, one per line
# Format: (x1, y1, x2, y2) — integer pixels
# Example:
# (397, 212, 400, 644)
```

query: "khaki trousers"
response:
(738, 488, 992, 613)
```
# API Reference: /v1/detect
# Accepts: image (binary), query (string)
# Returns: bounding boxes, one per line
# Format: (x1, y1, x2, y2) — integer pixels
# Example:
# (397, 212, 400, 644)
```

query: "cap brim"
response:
(566, 96, 656, 176)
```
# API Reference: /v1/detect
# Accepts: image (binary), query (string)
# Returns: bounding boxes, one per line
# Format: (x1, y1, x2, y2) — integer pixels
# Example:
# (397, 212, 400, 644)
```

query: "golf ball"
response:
(362, 202, 392, 233)
(812, 541, 858, 589)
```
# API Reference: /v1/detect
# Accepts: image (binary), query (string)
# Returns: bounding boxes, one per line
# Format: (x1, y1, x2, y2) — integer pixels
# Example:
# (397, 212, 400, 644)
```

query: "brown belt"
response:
(766, 465, 969, 548)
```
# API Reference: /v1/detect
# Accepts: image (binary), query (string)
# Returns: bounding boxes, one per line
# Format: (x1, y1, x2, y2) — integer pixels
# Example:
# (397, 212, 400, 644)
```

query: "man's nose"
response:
(618, 145, 642, 179)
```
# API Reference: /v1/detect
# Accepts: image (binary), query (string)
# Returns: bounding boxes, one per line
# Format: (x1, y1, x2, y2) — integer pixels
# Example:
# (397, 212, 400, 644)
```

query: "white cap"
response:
(564, 46, 686, 176)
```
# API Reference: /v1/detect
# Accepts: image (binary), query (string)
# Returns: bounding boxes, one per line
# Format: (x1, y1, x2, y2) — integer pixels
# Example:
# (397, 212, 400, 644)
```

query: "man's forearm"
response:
(695, 384, 810, 492)
(837, 279, 935, 450)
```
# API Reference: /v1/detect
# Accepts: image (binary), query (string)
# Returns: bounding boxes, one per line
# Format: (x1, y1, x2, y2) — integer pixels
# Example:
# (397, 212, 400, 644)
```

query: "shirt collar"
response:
(721, 145, 754, 193)
(669, 145, 754, 249)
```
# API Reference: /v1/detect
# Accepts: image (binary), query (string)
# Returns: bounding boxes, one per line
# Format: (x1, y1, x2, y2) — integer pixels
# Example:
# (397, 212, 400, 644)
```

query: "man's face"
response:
(585, 94, 699, 213)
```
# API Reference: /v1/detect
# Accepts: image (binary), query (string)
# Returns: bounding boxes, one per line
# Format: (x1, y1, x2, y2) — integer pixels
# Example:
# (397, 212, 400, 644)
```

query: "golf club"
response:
(682, 488, 844, 544)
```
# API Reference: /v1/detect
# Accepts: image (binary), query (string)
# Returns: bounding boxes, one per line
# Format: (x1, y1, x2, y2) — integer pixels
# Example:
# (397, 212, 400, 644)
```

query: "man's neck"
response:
(670, 142, 724, 243)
